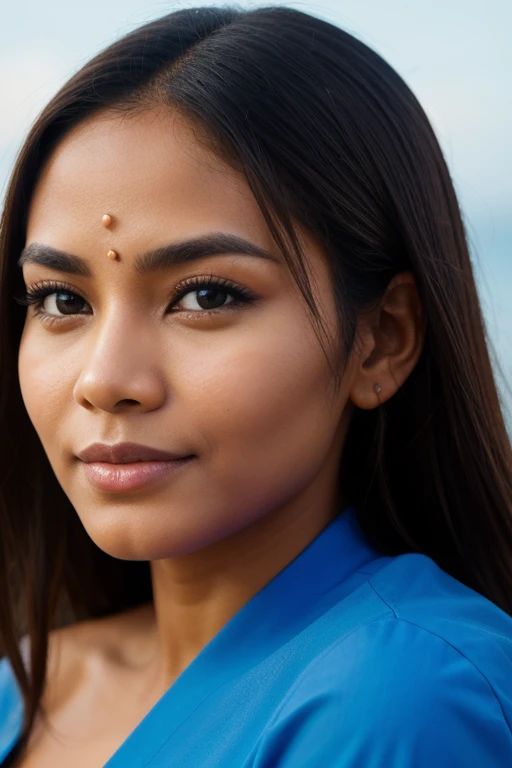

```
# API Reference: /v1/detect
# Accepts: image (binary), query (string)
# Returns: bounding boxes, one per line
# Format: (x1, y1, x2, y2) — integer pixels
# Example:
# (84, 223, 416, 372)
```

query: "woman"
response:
(0, 4, 511, 766)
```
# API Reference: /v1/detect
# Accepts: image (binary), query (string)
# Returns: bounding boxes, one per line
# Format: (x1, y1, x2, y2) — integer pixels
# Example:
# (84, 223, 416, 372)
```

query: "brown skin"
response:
(16, 108, 424, 766)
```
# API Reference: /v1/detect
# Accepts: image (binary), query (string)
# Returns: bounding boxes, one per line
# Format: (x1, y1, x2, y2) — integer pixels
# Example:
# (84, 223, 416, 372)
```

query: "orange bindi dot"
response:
(107, 249, 119, 261)
(102, 214, 112, 228)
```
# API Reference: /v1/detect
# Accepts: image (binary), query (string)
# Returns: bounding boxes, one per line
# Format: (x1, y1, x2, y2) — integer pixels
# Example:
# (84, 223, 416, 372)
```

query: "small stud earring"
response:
(374, 384, 381, 394)
(102, 214, 112, 228)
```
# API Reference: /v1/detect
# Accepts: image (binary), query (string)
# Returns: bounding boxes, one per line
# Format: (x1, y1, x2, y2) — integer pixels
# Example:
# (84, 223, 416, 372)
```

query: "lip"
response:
(81, 458, 194, 493)
(77, 442, 192, 464)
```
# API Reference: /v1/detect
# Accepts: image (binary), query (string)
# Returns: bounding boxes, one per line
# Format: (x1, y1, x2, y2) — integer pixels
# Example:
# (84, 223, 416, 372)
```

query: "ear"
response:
(348, 271, 425, 410)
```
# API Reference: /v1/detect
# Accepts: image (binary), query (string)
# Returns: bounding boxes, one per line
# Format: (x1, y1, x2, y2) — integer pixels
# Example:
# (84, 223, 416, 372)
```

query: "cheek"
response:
(182, 318, 337, 483)
(18, 328, 73, 445)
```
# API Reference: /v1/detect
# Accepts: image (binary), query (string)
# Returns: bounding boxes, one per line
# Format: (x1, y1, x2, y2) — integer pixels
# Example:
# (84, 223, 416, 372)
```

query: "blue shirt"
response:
(1, 504, 512, 766)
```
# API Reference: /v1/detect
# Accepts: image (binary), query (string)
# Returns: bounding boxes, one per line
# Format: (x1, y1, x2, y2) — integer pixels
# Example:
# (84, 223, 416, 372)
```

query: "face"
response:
(18, 108, 355, 560)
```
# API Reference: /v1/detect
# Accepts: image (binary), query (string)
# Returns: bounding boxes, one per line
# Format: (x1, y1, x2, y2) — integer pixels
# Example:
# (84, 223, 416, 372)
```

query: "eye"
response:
(14, 280, 90, 317)
(13, 276, 258, 322)
(171, 276, 256, 313)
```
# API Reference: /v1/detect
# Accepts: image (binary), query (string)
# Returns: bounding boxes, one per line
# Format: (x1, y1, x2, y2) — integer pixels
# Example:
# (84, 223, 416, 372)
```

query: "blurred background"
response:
(2, 0, 510, 426)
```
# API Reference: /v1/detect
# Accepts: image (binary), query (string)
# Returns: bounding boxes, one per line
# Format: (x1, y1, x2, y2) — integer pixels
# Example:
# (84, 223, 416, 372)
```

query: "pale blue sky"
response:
(2, 0, 510, 419)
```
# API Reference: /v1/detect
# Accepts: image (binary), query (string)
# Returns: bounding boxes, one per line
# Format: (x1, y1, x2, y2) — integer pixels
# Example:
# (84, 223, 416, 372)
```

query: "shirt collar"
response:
(106, 503, 387, 765)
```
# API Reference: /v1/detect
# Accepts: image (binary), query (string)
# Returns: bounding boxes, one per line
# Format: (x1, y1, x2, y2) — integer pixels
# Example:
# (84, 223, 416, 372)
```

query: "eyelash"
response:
(14, 275, 257, 324)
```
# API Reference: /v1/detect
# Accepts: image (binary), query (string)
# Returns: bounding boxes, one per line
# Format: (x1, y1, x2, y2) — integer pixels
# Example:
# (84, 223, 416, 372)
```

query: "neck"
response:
(148, 489, 343, 687)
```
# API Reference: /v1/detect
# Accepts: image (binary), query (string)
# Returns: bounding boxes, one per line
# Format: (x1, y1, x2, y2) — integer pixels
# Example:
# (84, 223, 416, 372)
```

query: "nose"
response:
(73, 314, 167, 413)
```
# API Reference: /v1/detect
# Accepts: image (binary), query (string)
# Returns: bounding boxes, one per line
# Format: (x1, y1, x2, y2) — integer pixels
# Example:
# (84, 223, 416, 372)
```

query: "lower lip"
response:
(81, 458, 194, 493)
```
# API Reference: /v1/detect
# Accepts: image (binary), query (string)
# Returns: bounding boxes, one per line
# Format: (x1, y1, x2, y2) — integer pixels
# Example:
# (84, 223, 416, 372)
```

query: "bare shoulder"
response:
(43, 601, 156, 712)
(15, 603, 158, 765)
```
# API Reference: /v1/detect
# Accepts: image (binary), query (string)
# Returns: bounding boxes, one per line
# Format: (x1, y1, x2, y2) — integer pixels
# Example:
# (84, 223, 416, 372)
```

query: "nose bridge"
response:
(74, 305, 166, 410)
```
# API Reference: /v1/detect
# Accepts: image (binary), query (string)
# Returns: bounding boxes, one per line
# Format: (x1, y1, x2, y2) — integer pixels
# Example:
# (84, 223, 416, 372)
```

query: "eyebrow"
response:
(17, 233, 280, 277)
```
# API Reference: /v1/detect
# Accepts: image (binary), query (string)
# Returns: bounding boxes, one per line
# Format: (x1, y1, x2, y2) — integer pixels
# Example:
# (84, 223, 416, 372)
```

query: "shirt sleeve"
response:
(250, 619, 512, 767)
(0, 658, 24, 764)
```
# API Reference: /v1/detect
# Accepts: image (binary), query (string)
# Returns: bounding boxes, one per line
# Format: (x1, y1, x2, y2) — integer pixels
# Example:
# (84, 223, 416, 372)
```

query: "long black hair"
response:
(1, 4, 511, 754)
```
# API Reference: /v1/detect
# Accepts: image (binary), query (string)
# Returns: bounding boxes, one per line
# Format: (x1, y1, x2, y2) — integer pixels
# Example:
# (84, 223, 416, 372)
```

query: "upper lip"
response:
(77, 442, 192, 464)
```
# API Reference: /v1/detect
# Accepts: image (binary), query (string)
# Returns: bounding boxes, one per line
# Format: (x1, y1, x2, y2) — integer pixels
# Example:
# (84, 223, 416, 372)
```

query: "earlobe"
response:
(347, 271, 424, 410)
(349, 377, 386, 410)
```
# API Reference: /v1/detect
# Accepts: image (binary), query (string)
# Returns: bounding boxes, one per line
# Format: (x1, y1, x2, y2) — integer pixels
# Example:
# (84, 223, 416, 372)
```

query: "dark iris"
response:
(196, 288, 229, 310)
(54, 292, 86, 314)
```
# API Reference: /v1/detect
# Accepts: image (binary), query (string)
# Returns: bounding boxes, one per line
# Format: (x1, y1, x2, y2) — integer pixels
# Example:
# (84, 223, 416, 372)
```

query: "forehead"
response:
(26, 108, 266, 246)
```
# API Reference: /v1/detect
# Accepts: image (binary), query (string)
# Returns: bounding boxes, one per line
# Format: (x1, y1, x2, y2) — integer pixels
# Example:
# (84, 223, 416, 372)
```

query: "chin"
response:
(79, 512, 227, 561)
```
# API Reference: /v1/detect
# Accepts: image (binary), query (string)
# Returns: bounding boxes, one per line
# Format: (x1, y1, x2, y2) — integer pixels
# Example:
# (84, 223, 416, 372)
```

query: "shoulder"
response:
(251, 553, 512, 767)
(0, 656, 23, 762)
(0, 622, 90, 763)
(0, 602, 155, 758)
(366, 550, 512, 711)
